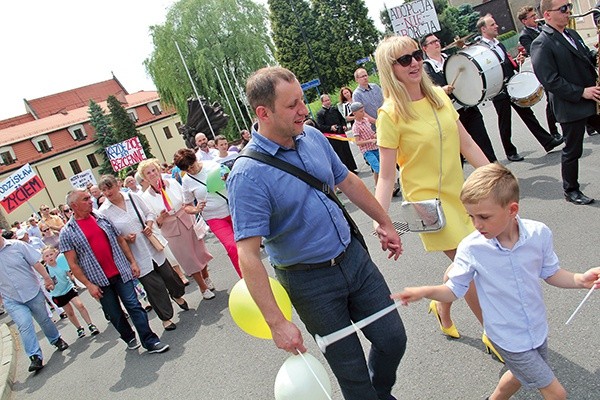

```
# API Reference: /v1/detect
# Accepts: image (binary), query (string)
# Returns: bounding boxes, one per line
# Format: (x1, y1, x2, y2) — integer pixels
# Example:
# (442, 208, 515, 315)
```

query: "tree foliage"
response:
(88, 100, 115, 175)
(269, 0, 380, 96)
(144, 0, 275, 135)
(434, 0, 480, 47)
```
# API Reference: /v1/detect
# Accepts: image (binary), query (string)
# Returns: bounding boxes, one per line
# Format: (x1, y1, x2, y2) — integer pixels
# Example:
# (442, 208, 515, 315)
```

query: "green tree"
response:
(380, 4, 393, 34)
(106, 96, 154, 176)
(312, 0, 380, 92)
(88, 100, 115, 175)
(434, 0, 480, 47)
(268, 0, 321, 90)
(144, 0, 275, 135)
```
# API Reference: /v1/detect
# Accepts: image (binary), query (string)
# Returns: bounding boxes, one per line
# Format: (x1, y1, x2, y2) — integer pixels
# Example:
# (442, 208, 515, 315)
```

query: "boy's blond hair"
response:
(41, 245, 58, 255)
(461, 163, 519, 207)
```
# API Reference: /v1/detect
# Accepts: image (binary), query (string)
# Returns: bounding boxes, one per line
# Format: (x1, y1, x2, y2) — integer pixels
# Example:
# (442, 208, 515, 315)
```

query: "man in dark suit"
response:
(531, 0, 600, 205)
(518, 6, 562, 140)
(477, 14, 563, 162)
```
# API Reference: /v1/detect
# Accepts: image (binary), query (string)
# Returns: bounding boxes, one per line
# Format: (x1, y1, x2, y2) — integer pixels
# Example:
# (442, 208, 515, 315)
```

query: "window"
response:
(87, 153, 99, 168)
(127, 109, 138, 122)
(163, 126, 173, 139)
(147, 101, 162, 115)
(32, 135, 52, 153)
(175, 122, 181, 133)
(0, 146, 16, 165)
(68, 124, 87, 141)
(53, 166, 66, 181)
(70, 160, 82, 174)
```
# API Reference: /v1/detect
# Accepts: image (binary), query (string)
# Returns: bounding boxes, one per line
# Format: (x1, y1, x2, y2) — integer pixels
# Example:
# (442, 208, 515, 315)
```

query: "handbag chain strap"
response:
(431, 104, 443, 200)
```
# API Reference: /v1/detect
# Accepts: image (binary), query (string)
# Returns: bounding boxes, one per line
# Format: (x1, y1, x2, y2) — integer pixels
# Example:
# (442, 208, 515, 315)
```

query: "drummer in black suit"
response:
(531, 0, 600, 205)
(477, 13, 564, 162)
(518, 6, 563, 140)
(420, 33, 497, 162)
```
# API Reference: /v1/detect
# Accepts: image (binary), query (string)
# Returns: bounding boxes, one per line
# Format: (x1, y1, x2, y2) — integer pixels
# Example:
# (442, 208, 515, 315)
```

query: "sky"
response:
(0, 0, 392, 121)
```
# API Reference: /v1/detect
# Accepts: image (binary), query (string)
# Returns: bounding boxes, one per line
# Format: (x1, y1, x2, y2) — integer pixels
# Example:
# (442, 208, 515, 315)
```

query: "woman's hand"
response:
(126, 233, 136, 243)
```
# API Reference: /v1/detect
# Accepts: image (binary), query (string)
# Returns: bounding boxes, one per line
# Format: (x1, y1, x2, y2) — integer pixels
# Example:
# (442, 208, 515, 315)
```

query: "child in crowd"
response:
(395, 163, 600, 400)
(42, 246, 100, 338)
(350, 101, 380, 184)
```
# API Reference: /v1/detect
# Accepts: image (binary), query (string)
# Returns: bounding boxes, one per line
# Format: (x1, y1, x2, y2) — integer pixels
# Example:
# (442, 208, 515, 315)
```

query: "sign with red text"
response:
(388, 0, 440, 39)
(106, 136, 147, 172)
(0, 163, 45, 213)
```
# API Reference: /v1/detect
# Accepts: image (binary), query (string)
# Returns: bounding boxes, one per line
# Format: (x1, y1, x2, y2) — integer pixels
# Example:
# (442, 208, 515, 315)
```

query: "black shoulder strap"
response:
(186, 173, 229, 204)
(237, 149, 368, 252)
(127, 193, 145, 230)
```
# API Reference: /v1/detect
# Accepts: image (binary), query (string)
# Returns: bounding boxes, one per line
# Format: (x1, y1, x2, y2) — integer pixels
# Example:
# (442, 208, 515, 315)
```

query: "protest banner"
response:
(106, 137, 147, 172)
(388, 0, 440, 39)
(69, 169, 97, 189)
(0, 164, 46, 213)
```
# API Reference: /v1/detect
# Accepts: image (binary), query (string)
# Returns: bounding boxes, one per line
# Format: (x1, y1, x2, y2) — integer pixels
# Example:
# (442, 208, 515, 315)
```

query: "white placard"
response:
(388, 0, 440, 39)
(69, 169, 97, 189)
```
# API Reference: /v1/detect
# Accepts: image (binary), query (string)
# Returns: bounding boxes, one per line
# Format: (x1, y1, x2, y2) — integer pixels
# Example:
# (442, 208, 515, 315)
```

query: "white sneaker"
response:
(204, 277, 215, 291)
(202, 289, 215, 300)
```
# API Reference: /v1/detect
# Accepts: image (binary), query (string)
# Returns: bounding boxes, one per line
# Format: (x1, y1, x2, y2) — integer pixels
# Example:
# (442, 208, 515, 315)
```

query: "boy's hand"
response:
(391, 287, 425, 306)
(580, 267, 600, 289)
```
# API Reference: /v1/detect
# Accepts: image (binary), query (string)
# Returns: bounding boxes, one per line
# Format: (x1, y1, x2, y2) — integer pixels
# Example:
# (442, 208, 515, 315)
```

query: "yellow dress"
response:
(377, 86, 474, 251)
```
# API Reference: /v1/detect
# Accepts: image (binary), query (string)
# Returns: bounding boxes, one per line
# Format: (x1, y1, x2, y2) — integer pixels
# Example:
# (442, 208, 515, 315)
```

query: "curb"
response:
(0, 323, 16, 400)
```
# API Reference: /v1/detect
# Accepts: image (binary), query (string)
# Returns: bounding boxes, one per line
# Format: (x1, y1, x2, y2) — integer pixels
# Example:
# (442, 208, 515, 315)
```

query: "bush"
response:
(498, 30, 517, 41)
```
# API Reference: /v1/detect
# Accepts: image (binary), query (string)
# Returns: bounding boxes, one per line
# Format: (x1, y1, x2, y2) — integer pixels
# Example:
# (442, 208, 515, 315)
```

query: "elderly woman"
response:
(97, 175, 188, 330)
(138, 159, 216, 299)
(173, 148, 241, 278)
(373, 36, 500, 359)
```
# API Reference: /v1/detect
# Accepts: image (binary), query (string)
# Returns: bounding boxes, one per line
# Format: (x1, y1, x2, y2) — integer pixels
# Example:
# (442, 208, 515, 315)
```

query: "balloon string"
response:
(296, 350, 333, 400)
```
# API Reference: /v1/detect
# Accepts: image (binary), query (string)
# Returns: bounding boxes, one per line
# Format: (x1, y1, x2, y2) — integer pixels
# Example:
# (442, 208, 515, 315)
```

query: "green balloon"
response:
(206, 164, 227, 193)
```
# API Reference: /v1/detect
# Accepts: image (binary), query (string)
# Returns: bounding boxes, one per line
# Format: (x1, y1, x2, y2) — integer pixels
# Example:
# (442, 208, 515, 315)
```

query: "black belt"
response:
(273, 251, 346, 271)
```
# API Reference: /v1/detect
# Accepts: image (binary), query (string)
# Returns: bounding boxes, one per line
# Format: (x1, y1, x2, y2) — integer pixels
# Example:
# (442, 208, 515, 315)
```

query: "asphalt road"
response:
(8, 99, 600, 400)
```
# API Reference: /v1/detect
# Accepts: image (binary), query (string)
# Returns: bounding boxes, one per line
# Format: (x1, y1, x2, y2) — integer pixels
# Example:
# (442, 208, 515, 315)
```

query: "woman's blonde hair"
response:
(375, 35, 444, 121)
(137, 158, 162, 179)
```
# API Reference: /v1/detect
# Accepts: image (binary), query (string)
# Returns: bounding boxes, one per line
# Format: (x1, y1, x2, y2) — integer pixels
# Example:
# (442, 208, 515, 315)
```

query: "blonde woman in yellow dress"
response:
(373, 35, 502, 360)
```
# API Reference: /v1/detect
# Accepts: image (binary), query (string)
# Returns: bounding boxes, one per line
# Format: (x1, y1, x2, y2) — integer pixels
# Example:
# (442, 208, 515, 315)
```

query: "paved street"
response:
(7, 100, 600, 399)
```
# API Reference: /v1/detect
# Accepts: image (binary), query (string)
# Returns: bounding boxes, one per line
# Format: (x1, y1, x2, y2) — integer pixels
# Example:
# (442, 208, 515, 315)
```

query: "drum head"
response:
(445, 53, 484, 107)
(507, 71, 540, 98)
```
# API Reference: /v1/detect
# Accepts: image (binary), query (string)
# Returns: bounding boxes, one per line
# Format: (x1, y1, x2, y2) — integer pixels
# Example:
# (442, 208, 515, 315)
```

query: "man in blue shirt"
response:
(0, 236, 68, 373)
(228, 66, 406, 400)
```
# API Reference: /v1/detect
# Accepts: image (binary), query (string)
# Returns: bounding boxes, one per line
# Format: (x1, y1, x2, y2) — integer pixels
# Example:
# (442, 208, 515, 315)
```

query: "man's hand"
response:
(375, 221, 403, 260)
(582, 86, 600, 101)
(131, 261, 140, 278)
(270, 319, 306, 354)
(87, 283, 103, 300)
(44, 276, 54, 292)
(578, 267, 600, 289)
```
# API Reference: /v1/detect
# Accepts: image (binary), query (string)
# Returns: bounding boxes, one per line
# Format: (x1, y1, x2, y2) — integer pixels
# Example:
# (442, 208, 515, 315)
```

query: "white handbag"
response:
(193, 215, 209, 240)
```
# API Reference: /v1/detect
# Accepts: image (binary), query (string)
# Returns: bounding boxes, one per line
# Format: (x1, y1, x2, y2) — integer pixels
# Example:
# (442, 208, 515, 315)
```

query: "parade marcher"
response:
(228, 66, 407, 400)
(531, 0, 600, 205)
(477, 14, 563, 161)
(60, 188, 169, 354)
(420, 33, 498, 162)
(0, 235, 69, 372)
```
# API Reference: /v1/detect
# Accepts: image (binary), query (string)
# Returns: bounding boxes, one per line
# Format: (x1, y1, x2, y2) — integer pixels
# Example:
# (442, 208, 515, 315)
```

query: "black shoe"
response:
(148, 342, 170, 354)
(587, 128, 599, 136)
(163, 322, 177, 331)
(59, 312, 68, 320)
(552, 133, 563, 141)
(507, 153, 524, 162)
(28, 355, 43, 372)
(175, 299, 189, 311)
(545, 137, 564, 152)
(564, 190, 594, 205)
(53, 337, 69, 352)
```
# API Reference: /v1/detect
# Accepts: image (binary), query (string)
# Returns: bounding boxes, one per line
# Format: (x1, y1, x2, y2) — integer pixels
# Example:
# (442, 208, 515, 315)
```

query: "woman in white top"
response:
(174, 148, 241, 278)
(97, 175, 188, 330)
(138, 159, 216, 300)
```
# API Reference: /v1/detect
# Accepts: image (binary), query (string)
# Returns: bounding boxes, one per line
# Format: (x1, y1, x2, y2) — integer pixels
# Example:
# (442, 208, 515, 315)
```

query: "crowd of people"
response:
(1, 2, 600, 398)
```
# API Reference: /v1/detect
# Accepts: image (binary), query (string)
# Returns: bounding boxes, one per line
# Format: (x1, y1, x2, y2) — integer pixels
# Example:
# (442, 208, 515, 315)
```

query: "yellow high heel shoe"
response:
(428, 300, 460, 339)
(482, 333, 505, 364)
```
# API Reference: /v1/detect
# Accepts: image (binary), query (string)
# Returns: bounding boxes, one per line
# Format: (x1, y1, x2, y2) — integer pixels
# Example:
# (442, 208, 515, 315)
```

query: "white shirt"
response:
(196, 148, 218, 161)
(213, 151, 238, 166)
(480, 37, 505, 61)
(181, 160, 230, 220)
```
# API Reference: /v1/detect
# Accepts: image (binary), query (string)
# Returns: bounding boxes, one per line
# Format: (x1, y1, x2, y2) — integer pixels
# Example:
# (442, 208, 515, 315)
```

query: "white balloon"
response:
(274, 353, 333, 400)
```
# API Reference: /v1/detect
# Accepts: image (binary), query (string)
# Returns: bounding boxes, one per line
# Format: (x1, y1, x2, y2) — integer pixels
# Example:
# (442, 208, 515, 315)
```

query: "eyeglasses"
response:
(41, 229, 50, 232)
(393, 50, 424, 67)
(424, 39, 440, 46)
(41, 208, 49, 211)
(357, 74, 368, 79)
(548, 3, 573, 13)
(63, 208, 71, 212)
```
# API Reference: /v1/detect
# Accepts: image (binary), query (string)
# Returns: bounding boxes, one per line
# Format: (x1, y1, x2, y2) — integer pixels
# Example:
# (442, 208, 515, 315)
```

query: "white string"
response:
(565, 286, 596, 325)
(296, 350, 333, 400)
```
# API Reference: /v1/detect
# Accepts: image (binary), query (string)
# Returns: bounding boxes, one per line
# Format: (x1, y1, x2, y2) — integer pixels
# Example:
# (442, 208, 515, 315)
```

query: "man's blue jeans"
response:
(99, 276, 159, 349)
(4, 290, 60, 358)
(275, 237, 407, 400)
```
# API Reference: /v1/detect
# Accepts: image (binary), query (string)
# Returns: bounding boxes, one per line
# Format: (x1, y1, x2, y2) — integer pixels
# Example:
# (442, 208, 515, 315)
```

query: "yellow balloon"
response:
(229, 277, 293, 339)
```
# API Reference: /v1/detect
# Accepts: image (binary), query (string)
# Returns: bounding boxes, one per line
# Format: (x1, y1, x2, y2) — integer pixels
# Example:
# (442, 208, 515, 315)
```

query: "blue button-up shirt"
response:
(59, 214, 133, 286)
(0, 239, 43, 303)
(227, 126, 350, 267)
(446, 217, 559, 352)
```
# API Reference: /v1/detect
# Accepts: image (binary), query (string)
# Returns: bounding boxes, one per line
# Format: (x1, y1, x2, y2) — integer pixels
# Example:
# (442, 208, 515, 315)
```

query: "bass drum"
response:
(445, 45, 504, 107)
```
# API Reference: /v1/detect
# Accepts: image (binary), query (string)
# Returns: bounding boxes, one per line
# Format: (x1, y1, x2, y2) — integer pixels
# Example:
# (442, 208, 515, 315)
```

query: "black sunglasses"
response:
(394, 50, 424, 67)
(548, 3, 572, 13)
